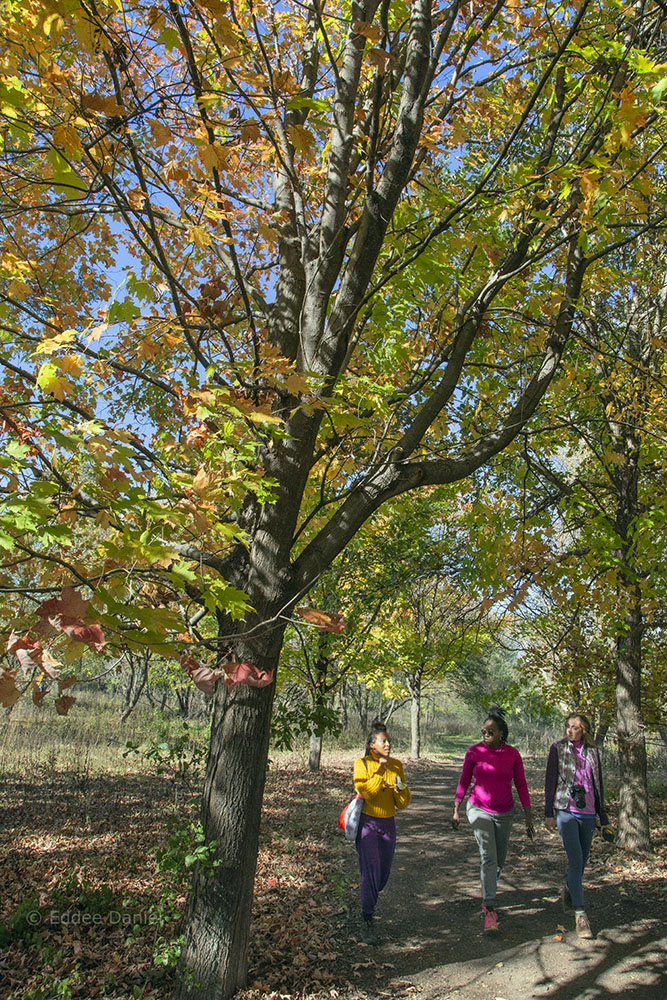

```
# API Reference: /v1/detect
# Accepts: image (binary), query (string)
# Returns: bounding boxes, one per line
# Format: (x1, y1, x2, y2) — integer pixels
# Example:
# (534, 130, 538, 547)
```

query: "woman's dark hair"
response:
(365, 720, 388, 757)
(484, 704, 508, 743)
(566, 712, 595, 747)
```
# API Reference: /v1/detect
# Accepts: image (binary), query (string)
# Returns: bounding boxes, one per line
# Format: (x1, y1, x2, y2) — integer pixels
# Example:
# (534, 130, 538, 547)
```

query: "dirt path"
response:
(339, 758, 667, 1000)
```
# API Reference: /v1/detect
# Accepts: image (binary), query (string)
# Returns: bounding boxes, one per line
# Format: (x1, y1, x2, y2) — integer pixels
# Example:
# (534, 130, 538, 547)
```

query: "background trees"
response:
(3, 1, 667, 996)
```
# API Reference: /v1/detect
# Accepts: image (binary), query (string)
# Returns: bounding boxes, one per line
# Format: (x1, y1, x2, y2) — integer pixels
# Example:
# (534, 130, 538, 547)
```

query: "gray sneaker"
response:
(575, 911, 593, 938)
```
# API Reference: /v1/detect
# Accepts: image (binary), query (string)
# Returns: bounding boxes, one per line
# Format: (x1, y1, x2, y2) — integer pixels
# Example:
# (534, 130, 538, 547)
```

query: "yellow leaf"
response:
(287, 124, 316, 158)
(42, 12, 65, 37)
(161, 332, 182, 350)
(247, 409, 283, 426)
(353, 21, 383, 43)
(191, 225, 211, 248)
(35, 329, 77, 355)
(127, 187, 147, 210)
(368, 48, 390, 73)
(136, 339, 159, 360)
(87, 323, 109, 343)
(164, 159, 189, 182)
(37, 363, 74, 400)
(149, 119, 172, 145)
(210, 12, 239, 48)
(52, 123, 82, 158)
(81, 94, 128, 116)
(58, 354, 84, 378)
(199, 140, 222, 169)
(8, 279, 30, 300)
(192, 468, 210, 493)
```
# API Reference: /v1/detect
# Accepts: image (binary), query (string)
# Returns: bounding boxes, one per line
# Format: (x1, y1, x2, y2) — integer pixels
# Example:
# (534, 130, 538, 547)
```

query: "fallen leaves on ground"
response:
(1, 749, 666, 1000)
(0, 748, 357, 1000)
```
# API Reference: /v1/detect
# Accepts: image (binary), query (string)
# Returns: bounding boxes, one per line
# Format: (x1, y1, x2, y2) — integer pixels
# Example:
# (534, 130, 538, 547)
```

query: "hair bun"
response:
(488, 704, 506, 719)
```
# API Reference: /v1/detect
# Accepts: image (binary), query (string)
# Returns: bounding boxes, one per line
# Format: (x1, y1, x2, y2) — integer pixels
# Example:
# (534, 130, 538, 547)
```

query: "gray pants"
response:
(466, 801, 514, 906)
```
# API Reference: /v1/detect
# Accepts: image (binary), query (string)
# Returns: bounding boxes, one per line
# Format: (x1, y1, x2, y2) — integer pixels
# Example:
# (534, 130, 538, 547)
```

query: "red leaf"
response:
(36, 588, 107, 651)
(180, 653, 223, 695)
(7, 632, 61, 677)
(60, 622, 106, 651)
(295, 608, 345, 633)
(32, 683, 48, 706)
(54, 694, 76, 715)
(222, 661, 274, 688)
(37, 587, 89, 621)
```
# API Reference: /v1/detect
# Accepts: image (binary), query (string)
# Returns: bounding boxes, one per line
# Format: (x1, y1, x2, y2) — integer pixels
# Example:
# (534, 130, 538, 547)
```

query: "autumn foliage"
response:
(3, 0, 667, 995)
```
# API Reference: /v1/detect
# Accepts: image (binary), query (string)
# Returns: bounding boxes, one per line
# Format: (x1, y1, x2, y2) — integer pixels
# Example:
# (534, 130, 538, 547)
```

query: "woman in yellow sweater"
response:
(353, 721, 411, 944)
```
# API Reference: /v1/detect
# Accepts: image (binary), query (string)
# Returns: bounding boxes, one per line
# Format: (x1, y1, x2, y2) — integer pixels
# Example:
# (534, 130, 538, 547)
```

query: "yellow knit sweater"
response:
(353, 755, 411, 817)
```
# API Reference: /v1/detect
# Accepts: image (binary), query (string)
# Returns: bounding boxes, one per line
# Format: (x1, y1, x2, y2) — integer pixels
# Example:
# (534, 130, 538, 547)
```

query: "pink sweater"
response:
(455, 742, 531, 814)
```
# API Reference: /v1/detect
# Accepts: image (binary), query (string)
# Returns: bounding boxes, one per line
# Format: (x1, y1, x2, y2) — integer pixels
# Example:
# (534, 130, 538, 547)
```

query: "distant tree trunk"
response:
(308, 658, 328, 771)
(383, 697, 402, 725)
(175, 686, 192, 718)
(354, 684, 371, 734)
(658, 725, 667, 748)
(308, 726, 323, 771)
(335, 682, 348, 729)
(408, 679, 422, 758)
(145, 684, 170, 713)
(120, 649, 149, 721)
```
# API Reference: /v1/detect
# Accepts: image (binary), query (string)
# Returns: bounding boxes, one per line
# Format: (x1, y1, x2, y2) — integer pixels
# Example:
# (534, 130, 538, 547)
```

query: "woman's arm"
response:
(391, 761, 411, 810)
(452, 750, 473, 829)
(512, 750, 532, 809)
(354, 757, 386, 799)
(513, 751, 534, 837)
(593, 748, 609, 826)
(544, 743, 558, 829)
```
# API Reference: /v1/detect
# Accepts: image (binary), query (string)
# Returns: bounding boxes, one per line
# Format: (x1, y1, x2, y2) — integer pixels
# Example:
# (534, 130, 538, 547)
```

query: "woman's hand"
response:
(544, 816, 557, 833)
(451, 804, 460, 830)
(524, 807, 535, 839)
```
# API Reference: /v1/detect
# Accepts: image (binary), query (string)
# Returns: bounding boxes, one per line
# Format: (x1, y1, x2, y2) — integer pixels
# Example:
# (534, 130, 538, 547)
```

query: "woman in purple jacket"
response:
(544, 713, 609, 939)
(452, 705, 534, 933)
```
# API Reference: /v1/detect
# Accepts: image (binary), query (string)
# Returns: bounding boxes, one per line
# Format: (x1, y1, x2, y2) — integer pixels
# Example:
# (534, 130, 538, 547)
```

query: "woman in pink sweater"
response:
(451, 705, 534, 933)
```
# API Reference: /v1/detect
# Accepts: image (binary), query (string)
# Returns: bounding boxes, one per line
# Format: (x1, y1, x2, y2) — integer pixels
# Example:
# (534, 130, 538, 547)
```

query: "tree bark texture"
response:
(410, 685, 422, 759)
(177, 628, 281, 999)
(308, 728, 323, 771)
(615, 592, 650, 851)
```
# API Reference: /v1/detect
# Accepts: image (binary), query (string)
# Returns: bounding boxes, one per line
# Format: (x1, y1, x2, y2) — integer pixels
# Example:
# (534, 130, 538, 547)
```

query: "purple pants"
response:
(356, 814, 396, 916)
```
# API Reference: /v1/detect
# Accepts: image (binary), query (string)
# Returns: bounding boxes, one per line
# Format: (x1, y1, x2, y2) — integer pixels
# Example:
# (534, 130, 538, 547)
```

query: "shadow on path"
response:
(343, 758, 667, 1000)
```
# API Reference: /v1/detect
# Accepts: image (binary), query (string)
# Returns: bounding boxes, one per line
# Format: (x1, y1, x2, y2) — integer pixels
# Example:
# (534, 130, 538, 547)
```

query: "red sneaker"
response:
(482, 903, 499, 932)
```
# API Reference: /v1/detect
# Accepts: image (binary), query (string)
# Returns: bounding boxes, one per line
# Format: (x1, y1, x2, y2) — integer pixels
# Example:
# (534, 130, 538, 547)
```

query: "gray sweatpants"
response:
(466, 801, 514, 906)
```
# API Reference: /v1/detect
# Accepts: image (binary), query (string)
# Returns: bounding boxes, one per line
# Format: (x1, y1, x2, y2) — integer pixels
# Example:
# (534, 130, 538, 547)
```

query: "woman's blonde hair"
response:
(566, 712, 595, 747)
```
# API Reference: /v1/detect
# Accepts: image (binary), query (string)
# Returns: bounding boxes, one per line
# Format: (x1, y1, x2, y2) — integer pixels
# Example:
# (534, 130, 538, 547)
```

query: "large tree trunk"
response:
(175, 624, 283, 1000)
(610, 304, 651, 852)
(615, 589, 650, 851)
